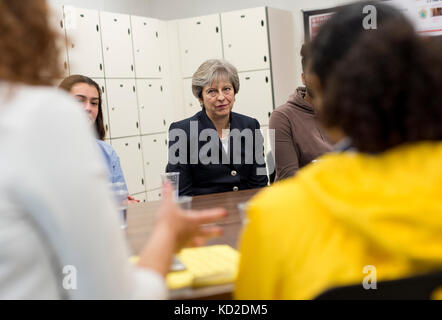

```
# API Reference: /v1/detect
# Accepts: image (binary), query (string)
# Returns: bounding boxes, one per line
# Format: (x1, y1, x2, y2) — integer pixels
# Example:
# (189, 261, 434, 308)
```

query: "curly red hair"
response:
(0, 0, 63, 85)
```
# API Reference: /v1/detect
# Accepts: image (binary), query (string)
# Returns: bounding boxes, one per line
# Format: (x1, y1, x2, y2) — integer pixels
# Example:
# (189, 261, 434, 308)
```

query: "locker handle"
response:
(153, 139, 157, 142)
(264, 56, 267, 63)
(101, 86, 105, 93)
(163, 119, 166, 126)
(64, 62, 68, 70)
(128, 28, 131, 35)
(241, 15, 246, 18)
(96, 25, 99, 32)
(265, 76, 269, 83)
(261, 20, 264, 27)
(268, 112, 271, 118)
(142, 178, 144, 185)
(196, 21, 201, 25)
(80, 14, 84, 18)
(136, 122, 139, 128)
(165, 139, 168, 146)
(156, 31, 159, 38)
(105, 124, 108, 131)
(131, 65, 134, 72)
(133, 85, 136, 92)
(160, 86, 163, 92)
(99, 63, 103, 71)
(159, 65, 161, 72)
(245, 77, 250, 80)
(60, 20, 64, 29)
(125, 143, 129, 146)
(138, 143, 141, 149)
(216, 27, 219, 33)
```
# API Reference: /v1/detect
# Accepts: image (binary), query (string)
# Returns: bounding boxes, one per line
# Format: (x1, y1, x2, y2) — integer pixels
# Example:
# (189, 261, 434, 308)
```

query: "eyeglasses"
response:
(204, 86, 234, 99)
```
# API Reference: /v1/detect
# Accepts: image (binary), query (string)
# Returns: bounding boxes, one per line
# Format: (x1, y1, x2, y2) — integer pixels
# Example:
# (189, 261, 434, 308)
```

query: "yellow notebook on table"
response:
(131, 245, 240, 290)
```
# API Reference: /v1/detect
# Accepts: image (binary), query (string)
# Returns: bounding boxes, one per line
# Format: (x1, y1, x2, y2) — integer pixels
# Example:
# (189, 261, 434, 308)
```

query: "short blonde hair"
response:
(192, 59, 240, 104)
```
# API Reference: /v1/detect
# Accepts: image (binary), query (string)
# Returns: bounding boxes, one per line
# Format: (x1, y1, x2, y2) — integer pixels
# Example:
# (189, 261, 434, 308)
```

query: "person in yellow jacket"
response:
(235, 1, 442, 300)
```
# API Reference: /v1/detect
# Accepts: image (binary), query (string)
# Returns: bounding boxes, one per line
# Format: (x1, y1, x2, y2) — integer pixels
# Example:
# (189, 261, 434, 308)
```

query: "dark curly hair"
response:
(320, 9, 442, 153)
(311, 1, 404, 90)
(59, 75, 106, 140)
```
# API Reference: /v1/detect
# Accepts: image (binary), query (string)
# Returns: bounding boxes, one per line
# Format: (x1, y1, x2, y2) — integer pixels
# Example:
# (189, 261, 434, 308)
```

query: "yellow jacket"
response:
(235, 142, 442, 299)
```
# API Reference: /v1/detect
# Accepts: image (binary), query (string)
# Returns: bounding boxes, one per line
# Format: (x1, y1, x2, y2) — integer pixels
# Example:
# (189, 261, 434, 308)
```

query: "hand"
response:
(156, 181, 228, 251)
(127, 196, 140, 203)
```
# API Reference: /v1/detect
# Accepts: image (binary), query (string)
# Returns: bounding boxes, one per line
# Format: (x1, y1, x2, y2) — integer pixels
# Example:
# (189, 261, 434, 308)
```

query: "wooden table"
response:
(126, 188, 263, 299)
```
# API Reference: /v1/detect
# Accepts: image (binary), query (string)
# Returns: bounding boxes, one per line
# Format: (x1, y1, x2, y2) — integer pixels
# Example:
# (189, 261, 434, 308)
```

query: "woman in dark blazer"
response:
(166, 59, 268, 196)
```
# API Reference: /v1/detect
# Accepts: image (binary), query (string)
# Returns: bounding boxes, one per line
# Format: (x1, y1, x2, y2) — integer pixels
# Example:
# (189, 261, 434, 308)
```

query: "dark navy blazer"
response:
(166, 109, 268, 196)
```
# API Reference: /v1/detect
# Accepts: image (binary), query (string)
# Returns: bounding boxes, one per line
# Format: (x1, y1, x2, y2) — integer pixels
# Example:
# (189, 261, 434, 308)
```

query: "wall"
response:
(49, 0, 151, 16)
(146, 0, 356, 90)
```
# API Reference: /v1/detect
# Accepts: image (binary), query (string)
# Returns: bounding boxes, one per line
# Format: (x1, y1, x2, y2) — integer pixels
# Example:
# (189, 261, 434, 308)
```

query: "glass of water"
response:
(110, 182, 129, 229)
(161, 172, 180, 200)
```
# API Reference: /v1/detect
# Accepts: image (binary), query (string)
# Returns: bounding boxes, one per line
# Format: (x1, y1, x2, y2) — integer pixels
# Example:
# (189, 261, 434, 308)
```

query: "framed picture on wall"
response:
(302, 7, 337, 41)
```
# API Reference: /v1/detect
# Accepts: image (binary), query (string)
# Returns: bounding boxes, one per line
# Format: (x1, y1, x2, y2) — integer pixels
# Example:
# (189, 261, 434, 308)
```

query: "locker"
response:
(131, 16, 165, 78)
(141, 134, 168, 191)
(221, 7, 270, 72)
(178, 14, 223, 78)
(93, 78, 111, 139)
(136, 79, 169, 135)
(100, 12, 135, 78)
(147, 189, 162, 202)
(182, 78, 201, 118)
(64, 7, 104, 78)
(234, 70, 273, 126)
(49, 4, 69, 77)
(111, 136, 145, 194)
(106, 79, 140, 138)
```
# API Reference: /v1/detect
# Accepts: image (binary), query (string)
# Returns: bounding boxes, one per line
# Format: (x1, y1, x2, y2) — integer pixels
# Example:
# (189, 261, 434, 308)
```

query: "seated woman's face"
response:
(201, 79, 235, 120)
(70, 83, 100, 124)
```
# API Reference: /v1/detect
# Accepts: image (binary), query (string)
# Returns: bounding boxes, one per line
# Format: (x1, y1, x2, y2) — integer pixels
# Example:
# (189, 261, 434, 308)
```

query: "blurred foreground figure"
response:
(0, 0, 226, 299)
(235, 1, 442, 299)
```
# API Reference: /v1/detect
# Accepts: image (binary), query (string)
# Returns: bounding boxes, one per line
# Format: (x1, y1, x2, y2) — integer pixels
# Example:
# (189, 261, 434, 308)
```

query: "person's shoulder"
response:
(96, 139, 115, 154)
(231, 111, 260, 128)
(13, 85, 80, 119)
(169, 111, 202, 130)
